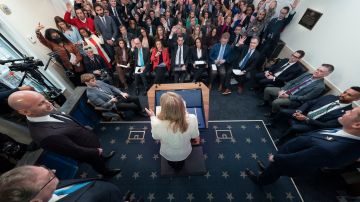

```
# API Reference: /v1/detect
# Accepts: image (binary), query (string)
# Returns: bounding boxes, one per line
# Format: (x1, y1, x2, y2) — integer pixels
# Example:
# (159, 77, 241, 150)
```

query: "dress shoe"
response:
(102, 150, 115, 161)
(222, 89, 232, 95)
(257, 160, 265, 172)
(217, 85, 223, 92)
(102, 168, 121, 178)
(245, 168, 259, 184)
(135, 88, 140, 96)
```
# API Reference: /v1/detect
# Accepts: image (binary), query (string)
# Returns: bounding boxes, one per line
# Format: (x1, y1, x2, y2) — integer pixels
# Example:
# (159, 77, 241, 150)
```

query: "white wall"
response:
(0, 0, 74, 94)
(280, 0, 360, 92)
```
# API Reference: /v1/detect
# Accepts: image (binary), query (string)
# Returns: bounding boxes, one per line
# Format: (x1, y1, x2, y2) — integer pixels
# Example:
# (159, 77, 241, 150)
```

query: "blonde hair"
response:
(158, 92, 189, 133)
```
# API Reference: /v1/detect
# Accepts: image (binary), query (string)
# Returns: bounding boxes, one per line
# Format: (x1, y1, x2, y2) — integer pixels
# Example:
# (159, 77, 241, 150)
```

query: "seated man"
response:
(7, 91, 120, 177)
(254, 50, 305, 89)
(0, 165, 122, 202)
(222, 36, 261, 95)
(246, 107, 360, 185)
(132, 38, 150, 96)
(171, 35, 190, 83)
(268, 86, 360, 141)
(81, 73, 146, 117)
(83, 46, 112, 84)
(208, 32, 232, 91)
(262, 64, 334, 115)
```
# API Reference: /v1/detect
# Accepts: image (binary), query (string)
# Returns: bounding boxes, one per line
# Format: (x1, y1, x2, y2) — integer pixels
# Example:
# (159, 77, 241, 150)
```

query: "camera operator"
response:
(83, 46, 112, 84)
(35, 23, 84, 86)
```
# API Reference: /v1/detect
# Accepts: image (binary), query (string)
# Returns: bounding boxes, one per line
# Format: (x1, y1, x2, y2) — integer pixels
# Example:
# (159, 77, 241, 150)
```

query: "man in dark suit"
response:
(268, 87, 360, 142)
(246, 107, 360, 185)
(229, 25, 242, 47)
(260, 3, 298, 59)
(83, 46, 112, 84)
(7, 91, 121, 177)
(171, 35, 190, 83)
(108, 0, 123, 26)
(262, 64, 334, 114)
(132, 38, 150, 95)
(222, 36, 261, 95)
(94, 4, 118, 61)
(144, 17, 156, 38)
(255, 50, 305, 89)
(81, 73, 146, 115)
(0, 165, 122, 202)
(209, 32, 232, 91)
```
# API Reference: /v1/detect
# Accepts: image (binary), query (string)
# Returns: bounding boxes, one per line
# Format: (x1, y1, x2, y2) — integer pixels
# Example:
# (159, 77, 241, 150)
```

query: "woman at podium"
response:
(145, 92, 200, 170)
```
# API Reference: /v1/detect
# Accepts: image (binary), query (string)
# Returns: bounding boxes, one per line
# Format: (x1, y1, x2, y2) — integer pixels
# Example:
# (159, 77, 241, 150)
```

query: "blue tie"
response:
(239, 50, 252, 69)
(217, 45, 225, 60)
(54, 182, 91, 196)
(138, 48, 144, 67)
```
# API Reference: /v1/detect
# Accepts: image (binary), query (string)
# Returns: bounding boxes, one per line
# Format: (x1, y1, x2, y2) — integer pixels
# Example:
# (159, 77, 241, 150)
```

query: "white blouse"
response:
(151, 114, 199, 161)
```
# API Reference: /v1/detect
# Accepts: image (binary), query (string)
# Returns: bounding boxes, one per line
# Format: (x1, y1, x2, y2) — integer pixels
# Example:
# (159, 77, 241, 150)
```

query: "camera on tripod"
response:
(0, 57, 42, 70)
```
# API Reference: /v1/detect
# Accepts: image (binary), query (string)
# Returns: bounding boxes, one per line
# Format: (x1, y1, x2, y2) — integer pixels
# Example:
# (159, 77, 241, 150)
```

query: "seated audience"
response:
(119, 25, 135, 49)
(209, 32, 232, 91)
(35, 23, 84, 86)
(150, 40, 171, 84)
(0, 165, 122, 202)
(190, 38, 209, 82)
(7, 91, 120, 177)
(268, 87, 360, 141)
(246, 107, 360, 185)
(132, 38, 150, 95)
(114, 39, 132, 90)
(262, 64, 334, 115)
(145, 92, 200, 170)
(81, 73, 146, 116)
(82, 46, 112, 84)
(171, 35, 190, 83)
(255, 50, 305, 89)
(223, 36, 261, 95)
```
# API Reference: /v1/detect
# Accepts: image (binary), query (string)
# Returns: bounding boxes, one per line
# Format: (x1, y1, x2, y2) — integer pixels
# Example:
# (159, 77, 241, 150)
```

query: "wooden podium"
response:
(147, 82, 209, 128)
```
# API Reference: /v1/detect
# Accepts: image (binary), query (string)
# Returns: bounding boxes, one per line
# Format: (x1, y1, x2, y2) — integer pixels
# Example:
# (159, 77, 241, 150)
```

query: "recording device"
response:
(0, 56, 66, 105)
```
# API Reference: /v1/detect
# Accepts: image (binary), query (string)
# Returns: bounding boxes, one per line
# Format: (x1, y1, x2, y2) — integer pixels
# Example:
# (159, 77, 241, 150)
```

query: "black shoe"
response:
(135, 88, 140, 96)
(102, 168, 121, 178)
(257, 160, 265, 172)
(245, 168, 259, 184)
(102, 151, 115, 161)
(257, 101, 267, 107)
(263, 112, 274, 117)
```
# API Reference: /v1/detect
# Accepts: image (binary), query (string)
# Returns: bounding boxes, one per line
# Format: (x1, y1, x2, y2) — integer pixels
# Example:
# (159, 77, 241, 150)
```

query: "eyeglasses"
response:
(84, 47, 93, 51)
(30, 166, 56, 200)
(291, 54, 300, 59)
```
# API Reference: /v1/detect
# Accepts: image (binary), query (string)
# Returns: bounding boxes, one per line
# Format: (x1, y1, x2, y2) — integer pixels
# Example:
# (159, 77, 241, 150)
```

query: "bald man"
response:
(8, 91, 121, 177)
(132, 37, 150, 95)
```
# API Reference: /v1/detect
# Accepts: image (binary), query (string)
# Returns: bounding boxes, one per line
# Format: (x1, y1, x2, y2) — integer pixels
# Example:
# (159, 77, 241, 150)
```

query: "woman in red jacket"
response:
(150, 40, 170, 84)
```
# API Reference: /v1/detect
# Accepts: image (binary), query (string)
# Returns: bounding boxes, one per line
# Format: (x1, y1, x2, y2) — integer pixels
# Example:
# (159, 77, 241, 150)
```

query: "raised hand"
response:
(290, 0, 300, 10)
(35, 23, 45, 32)
(237, 36, 247, 46)
(66, 2, 72, 12)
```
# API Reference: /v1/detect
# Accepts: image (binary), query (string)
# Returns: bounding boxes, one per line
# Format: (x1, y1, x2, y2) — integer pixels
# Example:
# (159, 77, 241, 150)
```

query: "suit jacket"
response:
(190, 47, 208, 65)
(108, 5, 123, 26)
(263, 12, 296, 41)
(145, 24, 156, 37)
(229, 45, 261, 71)
(57, 179, 122, 202)
(282, 72, 325, 103)
(83, 54, 108, 73)
(170, 45, 190, 68)
(268, 59, 304, 83)
(27, 114, 100, 162)
(86, 80, 123, 109)
(273, 130, 360, 177)
(209, 43, 232, 64)
(94, 16, 118, 41)
(297, 95, 352, 129)
(133, 47, 150, 68)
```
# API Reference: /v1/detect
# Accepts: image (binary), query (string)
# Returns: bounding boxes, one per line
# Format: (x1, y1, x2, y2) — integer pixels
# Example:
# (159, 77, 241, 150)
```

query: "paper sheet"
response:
(211, 64, 217, 71)
(232, 69, 245, 76)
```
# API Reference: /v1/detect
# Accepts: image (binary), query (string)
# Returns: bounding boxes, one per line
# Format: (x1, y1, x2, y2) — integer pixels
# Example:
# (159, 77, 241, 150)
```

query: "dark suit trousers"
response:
(192, 65, 207, 82)
(135, 70, 148, 89)
(116, 95, 142, 112)
(255, 73, 283, 88)
(210, 64, 226, 86)
(102, 43, 115, 61)
(154, 66, 167, 84)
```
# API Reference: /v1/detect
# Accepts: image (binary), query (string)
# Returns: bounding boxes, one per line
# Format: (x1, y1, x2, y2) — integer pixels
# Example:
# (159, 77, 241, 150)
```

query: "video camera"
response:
(0, 57, 44, 71)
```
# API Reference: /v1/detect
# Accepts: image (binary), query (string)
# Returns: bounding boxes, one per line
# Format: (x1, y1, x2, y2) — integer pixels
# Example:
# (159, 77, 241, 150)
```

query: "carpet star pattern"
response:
(109, 139, 116, 144)
(245, 138, 252, 144)
(132, 172, 140, 180)
(222, 171, 230, 179)
(204, 171, 211, 179)
(246, 193, 254, 201)
(206, 193, 214, 201)
(226, 193, 234, 201)
(120, 154, 127, 160)
(266, 192, 274, 201)
(218, 153, 225, 160)
(153, 154, 159, 160)
(186, 193, 194, 201)
(235, 153, 241, 160)
(261, 138, 267, 143)
(240, 171, 247, 179)
(147, 193, 155, 202)
(136, 154, 143, 160)
(286, 192, 295, 201)
(167, 193, 175, 202)
(251, 153, 258, 159)
(150, 171, 157, 180)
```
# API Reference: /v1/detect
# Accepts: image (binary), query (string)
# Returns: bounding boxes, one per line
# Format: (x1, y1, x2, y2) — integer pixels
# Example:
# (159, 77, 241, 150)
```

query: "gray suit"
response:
(264, 72, 325, 112)
(86, 80, 143, 112)
(94, 15, 118, 60)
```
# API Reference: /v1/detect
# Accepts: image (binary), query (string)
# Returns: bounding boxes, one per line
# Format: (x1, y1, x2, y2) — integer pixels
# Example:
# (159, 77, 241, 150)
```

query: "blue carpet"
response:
(77, 120, 303, 202)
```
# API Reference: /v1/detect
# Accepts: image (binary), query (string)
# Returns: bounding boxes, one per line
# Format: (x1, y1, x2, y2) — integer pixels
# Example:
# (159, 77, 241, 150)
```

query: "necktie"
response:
(217, 45, 225, 60)
(50, 114, 72, 123)
(239, 50, 252, 69)
(233, 35, 239, 46)
(138, 48, 144, 67)
(279, 62, 290, 71)
(180, 46, 183, 65)
(285, 78, 313, 95)
(113, 8, 121, 24)
(54, 182, 91, 196)
(101, 17, 106, 26)
(307, 101, 340, 119)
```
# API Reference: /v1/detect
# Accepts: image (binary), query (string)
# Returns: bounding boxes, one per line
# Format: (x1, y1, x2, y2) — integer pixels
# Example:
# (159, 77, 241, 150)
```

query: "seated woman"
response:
(83, 46, 112, 84)
(191, 38, 208, 82)
(150, 40, 170, 84)
(145, 92, 200, 170)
